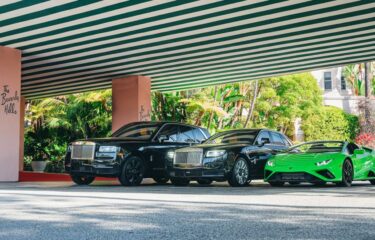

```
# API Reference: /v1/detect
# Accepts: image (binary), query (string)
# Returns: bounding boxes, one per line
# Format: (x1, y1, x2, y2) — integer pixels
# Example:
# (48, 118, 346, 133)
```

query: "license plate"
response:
(282, 173, 304, 180)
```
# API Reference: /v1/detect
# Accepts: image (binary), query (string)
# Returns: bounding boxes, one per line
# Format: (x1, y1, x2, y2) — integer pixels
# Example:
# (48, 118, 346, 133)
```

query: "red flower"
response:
(355, 133, 375, 148)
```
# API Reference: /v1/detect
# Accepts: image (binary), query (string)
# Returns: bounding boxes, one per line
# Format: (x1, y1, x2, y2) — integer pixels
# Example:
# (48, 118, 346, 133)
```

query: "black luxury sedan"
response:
(167, 129, 293, 187)
(65, 121, 210, 186)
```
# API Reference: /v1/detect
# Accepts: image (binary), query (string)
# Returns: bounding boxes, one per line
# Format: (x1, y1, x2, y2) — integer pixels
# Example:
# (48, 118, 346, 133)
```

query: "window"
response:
(347, 143, 359, 155)
(192, 128, 206, 142)
(208, 130, 258, 144)
(324, 72, 332, 90)
(270, 132, 284, 145)
(179, 126, 196, 143)
(288, 142, 344, 154)
(113, 123, 159, 140)
(157, 124, 179, 142)
(341, 76, 347, 90)
(278, 133, 292, 146)
(255, 131, 271, 145)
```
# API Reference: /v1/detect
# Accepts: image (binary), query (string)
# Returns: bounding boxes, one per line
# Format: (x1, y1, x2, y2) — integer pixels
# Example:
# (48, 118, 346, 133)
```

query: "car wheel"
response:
(336, 159, 353, 187)
(153, 177, 169, 184)
(228, 158, 250, 187)
(268, 181, 285, 187)
(171, 178, 190, 186)
(370, 179, 375, 185)
(288, 182, 301, 186)
(197, 179, 213, 185)
(118, 157, 145, 186)
(71, 175, 95, 185)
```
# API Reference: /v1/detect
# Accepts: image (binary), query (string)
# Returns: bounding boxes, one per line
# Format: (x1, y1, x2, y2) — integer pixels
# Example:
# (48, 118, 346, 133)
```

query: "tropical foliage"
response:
(24, 90, 112, 171)
(343, 62, 375, 96)
(25, 72, 364, 172)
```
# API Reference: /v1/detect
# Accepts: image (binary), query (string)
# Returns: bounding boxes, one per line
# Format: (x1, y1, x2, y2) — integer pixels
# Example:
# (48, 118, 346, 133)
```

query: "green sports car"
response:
(264, 141, 375, 187)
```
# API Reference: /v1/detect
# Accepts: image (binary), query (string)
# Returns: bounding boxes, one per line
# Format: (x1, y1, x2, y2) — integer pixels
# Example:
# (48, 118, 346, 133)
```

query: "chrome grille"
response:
(71, 142, 96, 160)
(174, 148, 203, 167)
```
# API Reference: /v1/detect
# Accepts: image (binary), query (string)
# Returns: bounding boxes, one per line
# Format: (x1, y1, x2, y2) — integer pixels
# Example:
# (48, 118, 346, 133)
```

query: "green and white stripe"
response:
(0, 0, 374, 99)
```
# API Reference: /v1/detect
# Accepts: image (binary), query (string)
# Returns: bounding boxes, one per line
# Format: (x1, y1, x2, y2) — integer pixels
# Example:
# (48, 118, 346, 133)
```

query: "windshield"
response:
(112, 123, 160, 140)
(288, 142, 344, 154)
(206, 130, 258, 144)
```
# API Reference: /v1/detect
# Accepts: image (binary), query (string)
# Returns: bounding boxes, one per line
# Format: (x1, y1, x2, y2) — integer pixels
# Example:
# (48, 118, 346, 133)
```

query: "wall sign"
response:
(139, 105, 151, 121)
(1, 85, 19, 115)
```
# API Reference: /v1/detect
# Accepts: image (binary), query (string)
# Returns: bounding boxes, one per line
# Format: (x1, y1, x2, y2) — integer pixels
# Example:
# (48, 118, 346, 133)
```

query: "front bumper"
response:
(169, 168, 226, 179)
(265, 166, 340, 183)
(67, 159, 120, 176)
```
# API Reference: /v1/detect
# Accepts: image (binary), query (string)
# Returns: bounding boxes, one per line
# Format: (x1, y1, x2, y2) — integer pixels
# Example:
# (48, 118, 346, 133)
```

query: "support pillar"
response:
(0, 46, 22, 181)
(112, 75, 151, 133)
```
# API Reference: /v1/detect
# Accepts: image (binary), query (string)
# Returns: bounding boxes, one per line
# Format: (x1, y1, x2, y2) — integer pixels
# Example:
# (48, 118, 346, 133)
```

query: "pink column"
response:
(112, 75, 151, 133)
(0, 46, 22, 181)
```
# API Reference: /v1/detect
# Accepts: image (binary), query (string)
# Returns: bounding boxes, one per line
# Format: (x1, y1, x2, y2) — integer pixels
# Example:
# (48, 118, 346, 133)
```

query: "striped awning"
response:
(1, 0, 375, 99)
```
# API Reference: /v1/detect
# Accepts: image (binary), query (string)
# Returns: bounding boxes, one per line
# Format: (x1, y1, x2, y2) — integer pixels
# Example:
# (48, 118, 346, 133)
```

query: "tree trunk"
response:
(365, 62, 372, 98)
(207, 86, 218, 129)
(244, 80, 259, 128)
(363, 62, 373, 132)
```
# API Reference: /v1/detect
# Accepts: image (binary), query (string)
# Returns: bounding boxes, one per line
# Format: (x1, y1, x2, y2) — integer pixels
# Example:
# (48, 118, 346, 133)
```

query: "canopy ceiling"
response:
(1, 0, 375, 99)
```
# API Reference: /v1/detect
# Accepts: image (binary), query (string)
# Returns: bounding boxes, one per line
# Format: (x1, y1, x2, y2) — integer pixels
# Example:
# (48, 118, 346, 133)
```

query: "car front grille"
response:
(71, 142, 96, 160)
(174, 148, 203, 167)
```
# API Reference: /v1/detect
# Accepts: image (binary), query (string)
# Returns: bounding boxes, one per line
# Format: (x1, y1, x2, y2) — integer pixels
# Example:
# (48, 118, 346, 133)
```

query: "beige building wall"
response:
(0, 46, 22, 181)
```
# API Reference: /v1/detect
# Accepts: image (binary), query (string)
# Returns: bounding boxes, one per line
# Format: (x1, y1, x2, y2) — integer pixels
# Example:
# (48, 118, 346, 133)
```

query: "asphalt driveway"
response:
(0, 180, 374, 240)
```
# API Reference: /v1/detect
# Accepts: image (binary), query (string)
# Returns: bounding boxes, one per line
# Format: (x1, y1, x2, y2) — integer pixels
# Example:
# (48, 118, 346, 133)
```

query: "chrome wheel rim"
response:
(234, 159, 249, 185)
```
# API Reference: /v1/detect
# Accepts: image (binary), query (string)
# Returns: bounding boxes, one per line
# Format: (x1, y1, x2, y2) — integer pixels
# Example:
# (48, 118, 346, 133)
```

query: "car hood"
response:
(273, 152, 341, 166)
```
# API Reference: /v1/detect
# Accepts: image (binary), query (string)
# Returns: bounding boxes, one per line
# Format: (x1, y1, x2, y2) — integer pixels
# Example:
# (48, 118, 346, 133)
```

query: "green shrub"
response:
(302, 106, 359, 141)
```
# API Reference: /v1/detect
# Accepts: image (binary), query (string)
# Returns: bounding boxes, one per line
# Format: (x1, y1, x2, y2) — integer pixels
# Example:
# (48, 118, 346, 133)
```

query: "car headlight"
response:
(99, 146, 118, 153)
(167, 151, 175, 159)
(206, 150, 226, 157)
(267, 160, 275, 167)
(316, 159, 332, 167)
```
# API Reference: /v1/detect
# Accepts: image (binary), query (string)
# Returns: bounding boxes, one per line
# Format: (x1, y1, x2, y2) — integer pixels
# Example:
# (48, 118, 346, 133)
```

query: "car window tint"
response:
(158, 124, 179, 142)
(193, 128, 206, 142)
(347, 143, 359, 155)
(278, 133, 291, 146)
(255, 131, 271, 145)
(270, 132, 284, 145)
(179, 126, 196, 143)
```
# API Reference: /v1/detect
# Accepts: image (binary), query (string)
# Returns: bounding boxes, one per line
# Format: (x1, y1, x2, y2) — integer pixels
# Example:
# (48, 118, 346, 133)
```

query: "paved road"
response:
(0, 180, 374, 240)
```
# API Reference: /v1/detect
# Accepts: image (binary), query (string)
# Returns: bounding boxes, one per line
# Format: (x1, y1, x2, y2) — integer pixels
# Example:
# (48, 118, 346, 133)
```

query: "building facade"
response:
(311, 67, 364, 115)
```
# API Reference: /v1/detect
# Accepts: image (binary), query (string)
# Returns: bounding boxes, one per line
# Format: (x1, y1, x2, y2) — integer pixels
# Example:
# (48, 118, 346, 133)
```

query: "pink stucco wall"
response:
(112, 76, 151, 133)
(0, 46, 22, 181)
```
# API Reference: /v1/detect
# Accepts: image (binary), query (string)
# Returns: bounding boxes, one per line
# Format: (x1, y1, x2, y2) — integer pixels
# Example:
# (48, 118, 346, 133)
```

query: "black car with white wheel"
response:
(65, 121, 210, 186)
(168, 129, 292, 187)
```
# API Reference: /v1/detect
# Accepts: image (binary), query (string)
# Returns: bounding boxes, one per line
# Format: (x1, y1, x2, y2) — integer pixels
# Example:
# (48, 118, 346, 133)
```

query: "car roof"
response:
(117, 121, 208, 130)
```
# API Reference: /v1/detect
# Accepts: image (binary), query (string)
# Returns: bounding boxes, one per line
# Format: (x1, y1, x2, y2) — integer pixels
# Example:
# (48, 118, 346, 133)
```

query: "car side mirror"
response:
(354, 149, 365, 155)
(259, 138, 270, 147)
(158, 135, 169, 143)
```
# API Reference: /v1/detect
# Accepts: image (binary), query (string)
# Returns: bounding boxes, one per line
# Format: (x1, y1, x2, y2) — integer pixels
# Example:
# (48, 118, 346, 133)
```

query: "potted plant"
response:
(30, 151, 48, 172)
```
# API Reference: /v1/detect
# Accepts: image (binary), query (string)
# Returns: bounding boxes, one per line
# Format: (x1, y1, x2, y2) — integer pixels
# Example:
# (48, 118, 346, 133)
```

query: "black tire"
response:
(197, 179, 213, 185)
(336, 159, 353, 187)
(228, 158, 250, 187)
(171, 178, 190, 186)
(118, 157, 145, 186)
(71, 175, 95, 185)
(269, 181, 285, 187)
(288, 182, 301, 186)
(153, 177, 169, 184)
(370, 179, 375, 185)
